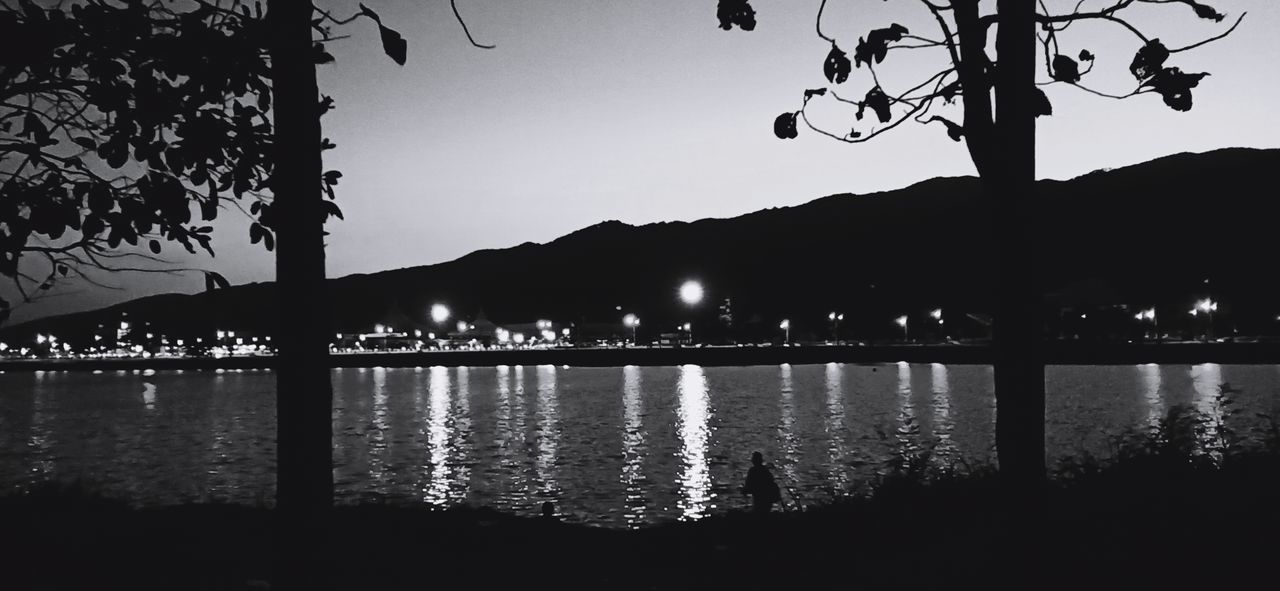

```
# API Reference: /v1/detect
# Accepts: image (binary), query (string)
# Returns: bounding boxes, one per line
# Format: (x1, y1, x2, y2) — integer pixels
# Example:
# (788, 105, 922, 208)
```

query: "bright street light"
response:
(679, 280, 704, 306)
(431, 303, 451, 324)
(779, 319, 791, 345)
(895, 315, 909, 342)
(930, 308, 943, 321)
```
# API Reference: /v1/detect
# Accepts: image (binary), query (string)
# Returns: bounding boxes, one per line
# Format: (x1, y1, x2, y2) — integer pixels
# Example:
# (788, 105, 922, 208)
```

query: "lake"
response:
(1, 363, 1277, 527)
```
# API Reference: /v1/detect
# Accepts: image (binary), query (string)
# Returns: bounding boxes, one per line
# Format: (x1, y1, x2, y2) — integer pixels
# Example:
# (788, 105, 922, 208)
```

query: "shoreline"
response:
(2, 342, 1279, 372)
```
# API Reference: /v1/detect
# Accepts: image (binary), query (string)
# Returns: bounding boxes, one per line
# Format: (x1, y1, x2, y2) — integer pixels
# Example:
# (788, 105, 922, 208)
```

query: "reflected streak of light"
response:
(1139, 364, 1163, 429)
(370, 366, 389, 488)
(1190, 363, 1226, 457)
(931, 363, 954, 465)
(535, 365, 559, 497)
(426, 366, 452, 505)
(778, 364, 798, 486)
(453, 367, 472, 499)
(825, 363, 847, 489)
(141, 382, 156, 411)
(29, 374, 53, 476)
(677, 365, 712, 521)
(622, 365, 646, 527)
(896, 362, 917, 455)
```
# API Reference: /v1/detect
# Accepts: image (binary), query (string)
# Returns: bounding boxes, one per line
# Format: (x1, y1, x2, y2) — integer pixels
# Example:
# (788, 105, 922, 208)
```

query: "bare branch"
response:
(1168, 11, 1245, 54)
(451, 0, 495, 49)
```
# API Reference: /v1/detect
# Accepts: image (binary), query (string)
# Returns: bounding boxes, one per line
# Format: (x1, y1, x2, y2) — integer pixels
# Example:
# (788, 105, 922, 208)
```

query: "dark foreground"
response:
(6, 447, 1280, 591)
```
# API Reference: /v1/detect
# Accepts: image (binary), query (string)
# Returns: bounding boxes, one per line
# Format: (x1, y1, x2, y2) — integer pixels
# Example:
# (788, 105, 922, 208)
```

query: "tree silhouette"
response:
(0, 0, 285, 324)
(721, 0, 1243, 485)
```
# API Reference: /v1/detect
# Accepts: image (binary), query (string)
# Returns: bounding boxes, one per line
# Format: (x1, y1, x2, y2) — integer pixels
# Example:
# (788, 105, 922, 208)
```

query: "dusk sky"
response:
(8, 0, 1280, 323)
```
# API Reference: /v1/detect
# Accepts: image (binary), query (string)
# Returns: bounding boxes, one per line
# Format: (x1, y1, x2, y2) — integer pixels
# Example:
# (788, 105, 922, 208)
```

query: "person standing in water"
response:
(742, 451, 781, 514)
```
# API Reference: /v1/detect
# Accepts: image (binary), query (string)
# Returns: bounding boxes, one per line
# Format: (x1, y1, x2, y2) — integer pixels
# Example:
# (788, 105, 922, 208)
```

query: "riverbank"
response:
(3, 341, 1280, 372)
(6, 446, 1279, 591)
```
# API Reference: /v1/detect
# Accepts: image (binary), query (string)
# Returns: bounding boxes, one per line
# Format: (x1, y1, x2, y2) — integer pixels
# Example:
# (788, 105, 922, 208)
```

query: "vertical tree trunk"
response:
(992, 0, 1045, 487)
(269, 0, 333, 513)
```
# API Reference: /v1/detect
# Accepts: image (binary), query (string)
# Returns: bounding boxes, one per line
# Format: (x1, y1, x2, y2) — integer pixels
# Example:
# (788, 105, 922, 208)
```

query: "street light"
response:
(828, 312, 844, 343)
(679, 280, 704, 306)
(623, 314, 640, 345)
(779, 319, 791, 345)
(1133, 308, 1158, 340)
(431, 303, 451, 324)
(894, 315, 909, 342)
(1191, 298, 1217, 341)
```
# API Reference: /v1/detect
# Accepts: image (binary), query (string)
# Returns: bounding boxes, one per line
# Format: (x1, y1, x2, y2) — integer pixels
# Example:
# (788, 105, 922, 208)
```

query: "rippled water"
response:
(1, 364, 1277, 527)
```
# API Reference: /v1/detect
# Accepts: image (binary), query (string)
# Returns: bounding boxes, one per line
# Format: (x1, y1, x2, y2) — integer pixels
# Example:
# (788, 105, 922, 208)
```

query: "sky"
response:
(8, 0, 1280, 323)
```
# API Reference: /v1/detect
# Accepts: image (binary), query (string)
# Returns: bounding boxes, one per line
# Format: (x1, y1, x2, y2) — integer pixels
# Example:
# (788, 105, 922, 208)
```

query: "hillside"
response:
(4, 148, 1278, 343)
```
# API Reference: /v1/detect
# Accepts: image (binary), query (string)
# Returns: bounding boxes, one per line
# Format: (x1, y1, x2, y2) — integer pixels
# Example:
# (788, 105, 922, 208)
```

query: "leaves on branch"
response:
(716, 0, 756, 31)
(1130, 40, 1170, 81)
(773, 112, 799, 139)
(824, 44, 851, 84)
(357, 2, 407, 64)
(313, 42, 336, 65)
(1142, 68, 1209, 111)
(853, 24, 909, 69)
(1032, 88, 1053, 117)
(1052, 55, 1080, 83)
(378, 26, 407, 65)
(204, 271, 231, 292)
(803, 88, 827, 101)
(1172, 0, 1226, 22)
(939, 81, 961, 103)
(856, 86, 891, 124)
(926, 116, 963, 142)
(1079, 50, 1095, 62)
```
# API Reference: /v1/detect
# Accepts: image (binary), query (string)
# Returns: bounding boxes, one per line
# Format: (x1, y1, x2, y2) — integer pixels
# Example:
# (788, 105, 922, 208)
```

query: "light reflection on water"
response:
(621, 365, 646, 527)
(676, 365, 712, 521)
(2, 363, 1278, 527)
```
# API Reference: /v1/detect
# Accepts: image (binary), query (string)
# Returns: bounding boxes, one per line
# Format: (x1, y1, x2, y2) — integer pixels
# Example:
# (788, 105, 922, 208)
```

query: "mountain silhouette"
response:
(4, 147, 1277, 345)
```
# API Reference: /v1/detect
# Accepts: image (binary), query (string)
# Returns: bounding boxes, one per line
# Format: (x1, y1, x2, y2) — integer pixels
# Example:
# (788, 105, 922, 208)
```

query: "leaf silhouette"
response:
(773, 112, 799, 139)
(824, 44, 851, 84)
(1130, 39, 1170, 81)
(1051, 55, 1080, 83)
(377, 24, 407, 66)
(857, 86, 891, 123)
(1142, 67, 1209, 111)
(853, 24, 909, 69)
(927, 116, 963, 142)
(1031, 88, 1053, 117)
(716, 0, 756, 31)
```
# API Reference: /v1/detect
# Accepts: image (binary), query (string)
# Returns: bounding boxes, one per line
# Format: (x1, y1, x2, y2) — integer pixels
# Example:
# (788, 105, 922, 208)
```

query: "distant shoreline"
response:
(3, 342, 1279, 372)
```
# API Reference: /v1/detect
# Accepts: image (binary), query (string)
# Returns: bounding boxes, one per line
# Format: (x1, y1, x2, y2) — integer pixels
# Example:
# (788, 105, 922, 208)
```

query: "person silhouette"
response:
(742, 451, 781, 514)
(540, 501, 559, 522)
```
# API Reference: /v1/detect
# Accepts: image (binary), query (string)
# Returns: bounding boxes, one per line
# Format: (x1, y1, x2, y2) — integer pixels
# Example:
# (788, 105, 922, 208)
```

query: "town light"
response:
(679, 280, 704, 306)
(895, 316, 908, 328)
(456, 320, 469, 333)
(930, 308, 943, 321)
(375, 324, 386, 334)
(623, 313, 639, 328)
(413, 329, 423, 338)
(431, 303, 451, 324)
(513, 333, 525, 344)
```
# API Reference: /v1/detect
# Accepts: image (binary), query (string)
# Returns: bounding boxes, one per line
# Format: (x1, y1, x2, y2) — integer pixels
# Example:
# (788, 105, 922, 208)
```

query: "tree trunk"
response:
(991, 0, 1045, 488)
(269, 0, 333, 513)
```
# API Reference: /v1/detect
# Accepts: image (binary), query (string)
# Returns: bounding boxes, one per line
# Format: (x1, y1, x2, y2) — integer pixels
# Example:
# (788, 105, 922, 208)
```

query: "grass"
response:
(4, 397, 1280, 590)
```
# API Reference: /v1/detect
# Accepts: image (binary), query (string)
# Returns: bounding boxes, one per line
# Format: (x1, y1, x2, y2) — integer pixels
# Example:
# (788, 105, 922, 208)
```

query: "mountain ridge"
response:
(4, 147, 1277, 343)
